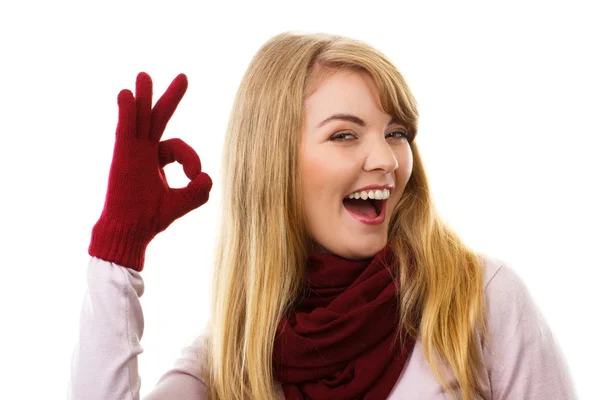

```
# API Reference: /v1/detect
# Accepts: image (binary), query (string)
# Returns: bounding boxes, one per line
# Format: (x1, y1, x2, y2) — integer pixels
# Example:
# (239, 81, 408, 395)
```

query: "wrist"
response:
(88, 217, 156, 272)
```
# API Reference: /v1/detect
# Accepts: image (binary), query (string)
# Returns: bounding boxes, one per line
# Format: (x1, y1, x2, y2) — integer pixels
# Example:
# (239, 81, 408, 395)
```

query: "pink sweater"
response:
(68, 254, 577, 399)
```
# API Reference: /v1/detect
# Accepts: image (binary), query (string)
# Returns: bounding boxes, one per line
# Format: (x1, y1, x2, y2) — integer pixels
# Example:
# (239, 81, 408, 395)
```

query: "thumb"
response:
(170, 172, 213, 217)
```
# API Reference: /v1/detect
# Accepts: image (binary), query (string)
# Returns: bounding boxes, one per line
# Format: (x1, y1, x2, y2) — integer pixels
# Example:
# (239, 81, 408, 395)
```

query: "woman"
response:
(68, 32, 576, 399)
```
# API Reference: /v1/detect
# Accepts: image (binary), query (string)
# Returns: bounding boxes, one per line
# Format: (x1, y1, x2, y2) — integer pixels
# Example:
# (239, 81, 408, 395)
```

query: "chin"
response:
(338, 235, 388, 260)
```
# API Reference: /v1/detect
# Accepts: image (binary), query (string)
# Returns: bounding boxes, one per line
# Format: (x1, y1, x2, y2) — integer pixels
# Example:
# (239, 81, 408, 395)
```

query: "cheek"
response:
(396, 146, 413, 181)
(299, 149, 350, 237)
(300, 167, 340, 218)
(299, 151, 332, 221)
(391, 147, 413, 203)
(299, 145, 354, 195)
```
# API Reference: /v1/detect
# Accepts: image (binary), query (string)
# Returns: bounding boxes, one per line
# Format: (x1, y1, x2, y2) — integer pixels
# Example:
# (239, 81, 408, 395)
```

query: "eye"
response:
(329, 131, 357, 141)
(386, 130, 412, 141)
(328, 130, 413, 142)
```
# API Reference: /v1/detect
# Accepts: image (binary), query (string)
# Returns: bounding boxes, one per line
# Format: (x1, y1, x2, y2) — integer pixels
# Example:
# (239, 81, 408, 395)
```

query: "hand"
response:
(88, 72, 212, 271)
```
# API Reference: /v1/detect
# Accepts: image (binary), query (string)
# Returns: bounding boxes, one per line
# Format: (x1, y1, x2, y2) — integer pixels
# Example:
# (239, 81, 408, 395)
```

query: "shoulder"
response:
(479, 253, 521, 295)
(475, 254, 578, 399)
(147, 334, 285, 399)
(144, 334, 210, 399)
(478, 253, 544, 342)
(169, 334, 210, 379)
(479, 254, 538, 323)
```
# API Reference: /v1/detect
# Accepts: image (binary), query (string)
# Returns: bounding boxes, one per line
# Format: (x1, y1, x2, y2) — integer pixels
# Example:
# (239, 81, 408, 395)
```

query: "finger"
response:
(149, 73, 188, 142)
(157, 138, 202, 179)
(116, 89, 136, 139)
(135, 72, 153, 140)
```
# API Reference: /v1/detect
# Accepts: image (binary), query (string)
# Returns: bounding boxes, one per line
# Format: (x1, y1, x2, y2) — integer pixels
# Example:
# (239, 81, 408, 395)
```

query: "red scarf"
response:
(273, 245, 416, 399)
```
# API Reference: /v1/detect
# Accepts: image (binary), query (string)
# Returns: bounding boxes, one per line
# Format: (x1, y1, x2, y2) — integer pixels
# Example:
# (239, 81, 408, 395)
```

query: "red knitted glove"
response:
(89, 72, 212, 271)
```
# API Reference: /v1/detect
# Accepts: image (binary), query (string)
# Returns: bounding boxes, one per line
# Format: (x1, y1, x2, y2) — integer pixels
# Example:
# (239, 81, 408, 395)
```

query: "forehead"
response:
(304, 67, 389, 126)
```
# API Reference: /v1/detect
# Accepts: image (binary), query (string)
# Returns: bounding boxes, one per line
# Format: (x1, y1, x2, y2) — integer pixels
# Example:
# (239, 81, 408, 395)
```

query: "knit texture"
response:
(273, 246, 416, 399)
(89, 72, 212, 271)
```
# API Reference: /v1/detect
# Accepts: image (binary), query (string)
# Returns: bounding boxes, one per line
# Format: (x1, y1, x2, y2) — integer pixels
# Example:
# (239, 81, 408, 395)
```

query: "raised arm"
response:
(68, 258, 145, 399)
(68, 258, 210, 400)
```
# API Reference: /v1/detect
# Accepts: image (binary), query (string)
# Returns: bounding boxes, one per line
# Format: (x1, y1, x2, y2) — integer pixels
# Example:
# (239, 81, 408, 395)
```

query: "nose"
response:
(363, 136, 398, 173)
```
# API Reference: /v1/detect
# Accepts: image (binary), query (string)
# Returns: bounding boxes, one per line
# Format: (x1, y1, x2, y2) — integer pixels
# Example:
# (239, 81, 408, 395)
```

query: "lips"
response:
(342, 184, 393, 226)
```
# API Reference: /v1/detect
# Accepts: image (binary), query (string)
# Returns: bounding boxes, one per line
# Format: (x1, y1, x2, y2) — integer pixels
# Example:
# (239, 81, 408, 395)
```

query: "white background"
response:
(1, 0, 598, 398)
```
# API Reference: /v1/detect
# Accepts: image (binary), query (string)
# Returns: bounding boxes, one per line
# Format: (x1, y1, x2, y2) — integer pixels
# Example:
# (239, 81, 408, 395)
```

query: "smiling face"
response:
(299, 67, 414, 260)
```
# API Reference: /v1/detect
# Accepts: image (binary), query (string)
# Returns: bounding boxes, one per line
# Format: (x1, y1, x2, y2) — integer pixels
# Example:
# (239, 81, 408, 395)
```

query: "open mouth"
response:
(342, 197, 384, 219)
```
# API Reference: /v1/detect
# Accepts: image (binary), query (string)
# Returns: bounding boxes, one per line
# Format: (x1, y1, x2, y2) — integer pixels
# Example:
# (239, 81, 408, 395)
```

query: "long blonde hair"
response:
(205, 31, 489, 400)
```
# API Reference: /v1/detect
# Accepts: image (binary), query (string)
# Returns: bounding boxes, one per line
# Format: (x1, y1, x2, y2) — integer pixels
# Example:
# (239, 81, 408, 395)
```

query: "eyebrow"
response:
(317, 113, 400, 128)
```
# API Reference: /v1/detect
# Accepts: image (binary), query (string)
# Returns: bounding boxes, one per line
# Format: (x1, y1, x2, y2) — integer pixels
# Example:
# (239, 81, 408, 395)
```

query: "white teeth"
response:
(346, 188, 391, 200)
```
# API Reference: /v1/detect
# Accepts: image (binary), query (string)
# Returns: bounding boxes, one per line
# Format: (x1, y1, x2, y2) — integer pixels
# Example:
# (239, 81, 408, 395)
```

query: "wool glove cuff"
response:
(89, 218, 155, 271)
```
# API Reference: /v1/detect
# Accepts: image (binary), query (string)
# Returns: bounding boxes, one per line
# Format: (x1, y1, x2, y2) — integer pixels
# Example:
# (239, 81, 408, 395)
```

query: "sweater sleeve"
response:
(483, 262, 578, 399)
(68, 257, 209, 400)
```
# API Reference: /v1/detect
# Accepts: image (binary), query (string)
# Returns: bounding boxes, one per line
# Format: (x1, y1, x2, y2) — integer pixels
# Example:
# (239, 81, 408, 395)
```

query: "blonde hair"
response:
(205, 31, 489, 400)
